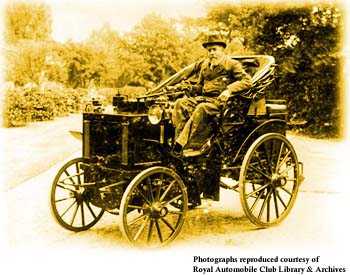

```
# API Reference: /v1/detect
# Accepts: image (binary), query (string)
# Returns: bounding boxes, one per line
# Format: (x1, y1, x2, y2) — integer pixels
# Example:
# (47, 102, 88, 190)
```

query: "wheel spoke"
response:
(273, 189, 279, 218)
(276, 190, 288, 210)
(276, 150, 291, 171)
(59, 172, 84, 184)
(162, 194, 183, 206)
(64, 169, 76, 186)
(280, 186, 293, 196)
(147, 177, 154, 202)
(81, 202, 85, 226)
(275, 142, 285, 173)
(160, 217, 175, 232)
(135, 187, 151, 205)
(263, 141, 273, 174)
(57, 183, 77, 193)
(258, 189, 272, 219)
(76, 163, 82, 185)
(266, 193, 270, 222)
(253, 152, 269, 174)
(159, 180, 175, 202)
(248, 164, 271, 180)
(273, 140, 284, 172)
(70, 202, 79, 226)
(246, 182, 270, 198)
(55, 195, 75, 203)
(127, 205, 144, 210)
(157, 174, 164, 200)
(168, 210, 183, 215)
(155, 182, 162, 201)
(278, 163, 296, 177)
(61, 199, 77, 218)
(245, 178, 265, 184)
(249, 189, 264, 212)
(147, 219, 154, 243)
(85, 201, 97, 219)
(133, 216, 150, 241)
(155, 219, 163, 243)
(127, 213, 148, 226)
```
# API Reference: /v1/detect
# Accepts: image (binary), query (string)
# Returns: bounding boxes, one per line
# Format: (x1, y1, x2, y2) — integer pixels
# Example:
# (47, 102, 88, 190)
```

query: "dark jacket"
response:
(193, 56, 253, 97)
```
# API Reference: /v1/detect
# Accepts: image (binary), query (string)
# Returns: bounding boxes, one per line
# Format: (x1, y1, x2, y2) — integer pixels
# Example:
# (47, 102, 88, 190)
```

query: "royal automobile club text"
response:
(193, 265, 346, 274)
(192, 256, 346, 274)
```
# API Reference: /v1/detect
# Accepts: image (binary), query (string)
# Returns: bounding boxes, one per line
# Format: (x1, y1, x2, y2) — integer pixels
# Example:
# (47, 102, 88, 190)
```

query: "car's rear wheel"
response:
(239, 133, 300, 227)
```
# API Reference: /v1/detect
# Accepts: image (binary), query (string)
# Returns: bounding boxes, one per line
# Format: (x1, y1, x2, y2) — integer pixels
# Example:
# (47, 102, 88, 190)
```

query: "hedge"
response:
(2, 86, 29, 127)
(2, 83, 88, 127)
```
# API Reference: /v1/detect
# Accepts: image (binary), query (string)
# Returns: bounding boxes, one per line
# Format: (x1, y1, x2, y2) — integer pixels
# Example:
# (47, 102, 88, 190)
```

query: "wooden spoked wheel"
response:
(50, 158, 104, 231)
(120, 166, 188, 248)
(239, 133, 300, 227)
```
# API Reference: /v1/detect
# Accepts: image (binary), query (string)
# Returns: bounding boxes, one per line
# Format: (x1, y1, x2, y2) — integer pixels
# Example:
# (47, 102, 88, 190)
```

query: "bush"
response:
(2, 84, 89, 128)
(23, 84, 55, 121)
(41, 81, 69, 117)
(66, 88, 88, 113)
(2, 84, 29, 127)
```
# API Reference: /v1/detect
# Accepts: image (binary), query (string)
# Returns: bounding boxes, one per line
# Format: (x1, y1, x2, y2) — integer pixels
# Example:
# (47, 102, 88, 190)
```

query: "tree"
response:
(254, 4, 343, 137)
(4, 40, 68, 86)
(85, 23, 149, 87)
(200, 2, 343, 137)
(126, 13, 190, 83)
(5, 40, 47, 85)
(62, 41, 106, 88)
(4, 1, 52, 44)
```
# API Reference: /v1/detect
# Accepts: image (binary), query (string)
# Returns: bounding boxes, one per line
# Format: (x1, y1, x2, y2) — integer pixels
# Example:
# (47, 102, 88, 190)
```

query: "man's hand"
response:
(174, 81, 195, 97)
(218, 89, 231, 102)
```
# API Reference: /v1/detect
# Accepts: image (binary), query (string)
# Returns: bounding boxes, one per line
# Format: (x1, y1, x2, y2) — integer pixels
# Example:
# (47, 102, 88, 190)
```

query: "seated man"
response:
(172, 33, 253, 154)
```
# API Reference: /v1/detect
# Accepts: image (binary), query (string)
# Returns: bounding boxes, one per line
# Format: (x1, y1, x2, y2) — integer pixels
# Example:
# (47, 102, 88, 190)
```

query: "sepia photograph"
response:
(0, 0, 349, 274)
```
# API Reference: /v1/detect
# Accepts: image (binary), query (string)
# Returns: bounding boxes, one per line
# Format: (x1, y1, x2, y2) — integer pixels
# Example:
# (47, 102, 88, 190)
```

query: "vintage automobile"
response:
(50, 55, 304, 248)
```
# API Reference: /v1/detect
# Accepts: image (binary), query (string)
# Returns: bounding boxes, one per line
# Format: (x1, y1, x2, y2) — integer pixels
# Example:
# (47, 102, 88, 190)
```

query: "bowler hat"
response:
(202, 33, 227, 48)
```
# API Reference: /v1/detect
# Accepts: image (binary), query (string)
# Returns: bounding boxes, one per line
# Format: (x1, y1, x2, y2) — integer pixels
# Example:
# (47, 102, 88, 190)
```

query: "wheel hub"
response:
(270, 173, 285, 188)
(150, 202, 168, 218)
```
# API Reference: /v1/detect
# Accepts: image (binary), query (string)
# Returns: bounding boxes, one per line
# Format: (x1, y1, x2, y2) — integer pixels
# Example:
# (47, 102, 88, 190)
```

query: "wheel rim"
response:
(120, 167, 188, 248)
(239, 134, 300, 227)
(50, 158, 104, 232)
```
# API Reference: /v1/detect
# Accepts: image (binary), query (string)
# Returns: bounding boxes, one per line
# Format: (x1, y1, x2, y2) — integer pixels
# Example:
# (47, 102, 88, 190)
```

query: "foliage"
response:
(5, 40, 46, 85)
(61, 41, 106, 88)
(126, 14, 191, 84)
(41, 82, 69, 117)
(4, 1, 52, 44)
(2, 83, 87, 127)
(204, 2, 268, 54)
(2, 1, 344, 137)
(201, 2, 343, 138)
(66, 88, 88, 113)
(5, 40, 68, 86)
(255, 5, 343, 138)
(2, 85, 29, 127)
(22, 83, 54, 121)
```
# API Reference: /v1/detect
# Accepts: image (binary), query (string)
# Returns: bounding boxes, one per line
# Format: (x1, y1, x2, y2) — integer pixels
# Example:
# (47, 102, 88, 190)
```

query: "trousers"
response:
(172, 96, 222, 147)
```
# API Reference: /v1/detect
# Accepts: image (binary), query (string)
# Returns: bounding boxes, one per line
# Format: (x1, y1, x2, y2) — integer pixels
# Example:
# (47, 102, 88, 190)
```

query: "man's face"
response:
(206, 45, 224, 65)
